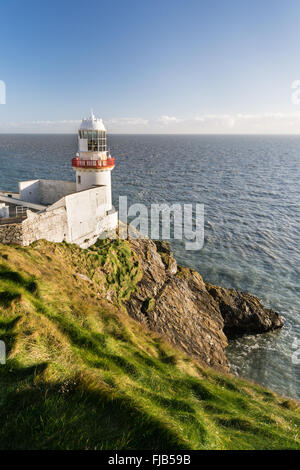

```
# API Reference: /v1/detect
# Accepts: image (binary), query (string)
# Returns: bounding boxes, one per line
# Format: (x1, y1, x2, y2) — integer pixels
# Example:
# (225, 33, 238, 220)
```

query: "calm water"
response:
(0, 134, 299, 400)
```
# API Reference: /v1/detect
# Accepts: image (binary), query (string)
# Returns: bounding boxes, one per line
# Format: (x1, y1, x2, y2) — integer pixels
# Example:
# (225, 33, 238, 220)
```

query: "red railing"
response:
(72, 157, 115, 169)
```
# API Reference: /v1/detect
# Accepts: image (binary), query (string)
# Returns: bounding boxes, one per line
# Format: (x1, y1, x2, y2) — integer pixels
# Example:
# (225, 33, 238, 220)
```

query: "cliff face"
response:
(126, 239, 283, 372)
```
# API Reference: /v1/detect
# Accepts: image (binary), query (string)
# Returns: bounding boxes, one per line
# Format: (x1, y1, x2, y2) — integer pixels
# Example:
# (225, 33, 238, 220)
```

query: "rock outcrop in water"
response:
(206, 284, 283, 339)
(126, 238, 283, 372)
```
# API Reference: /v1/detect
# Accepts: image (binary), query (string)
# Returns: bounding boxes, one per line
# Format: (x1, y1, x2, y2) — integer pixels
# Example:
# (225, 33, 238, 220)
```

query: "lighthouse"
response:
(0, 111, 118, 248)
(72, 112, 115, 211)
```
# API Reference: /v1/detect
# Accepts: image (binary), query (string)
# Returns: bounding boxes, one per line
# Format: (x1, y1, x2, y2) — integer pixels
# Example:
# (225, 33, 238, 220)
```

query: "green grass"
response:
(0, 239, 299, 450)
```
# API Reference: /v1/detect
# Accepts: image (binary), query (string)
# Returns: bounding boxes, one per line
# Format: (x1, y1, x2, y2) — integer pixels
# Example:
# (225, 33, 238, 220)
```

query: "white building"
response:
(0, 113, 118, 247)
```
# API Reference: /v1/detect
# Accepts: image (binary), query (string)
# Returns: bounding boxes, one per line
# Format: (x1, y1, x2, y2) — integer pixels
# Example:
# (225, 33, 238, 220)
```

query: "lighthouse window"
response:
(79, 130, 88, 139)
(77, 175, 81, 184)
(82, 130, 88, 138)
(87, 130, 106, 151)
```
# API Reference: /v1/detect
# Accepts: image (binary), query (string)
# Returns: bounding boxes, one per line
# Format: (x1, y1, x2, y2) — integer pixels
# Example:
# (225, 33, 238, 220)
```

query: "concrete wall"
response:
(19, 180, 40, 204)
(75, 169, 112, 209)
(79, 210, 118, 248)
(39, 180, 76, 205)
(0, 186, 118, 248)
(0, 190, 20, 199)
(20, 186, 116, 247)
(19, 179, 76, 206)
(65, 186, 108, 244)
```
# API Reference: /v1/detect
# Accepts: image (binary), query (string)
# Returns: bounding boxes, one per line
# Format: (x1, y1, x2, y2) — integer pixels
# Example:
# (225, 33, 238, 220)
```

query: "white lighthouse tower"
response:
(72, 112, 115, 210)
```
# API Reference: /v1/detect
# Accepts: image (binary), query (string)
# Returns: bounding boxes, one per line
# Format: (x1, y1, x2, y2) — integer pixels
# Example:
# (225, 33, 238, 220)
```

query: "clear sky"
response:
(1, 0, 300, 133)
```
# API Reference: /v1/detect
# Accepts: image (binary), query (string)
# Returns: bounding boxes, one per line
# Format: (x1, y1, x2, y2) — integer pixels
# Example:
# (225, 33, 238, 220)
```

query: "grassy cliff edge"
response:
(0, 239, 299, 450)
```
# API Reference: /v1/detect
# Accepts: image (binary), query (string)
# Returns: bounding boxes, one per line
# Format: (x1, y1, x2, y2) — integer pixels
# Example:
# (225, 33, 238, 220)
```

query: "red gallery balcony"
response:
(72, 157, 115, 169)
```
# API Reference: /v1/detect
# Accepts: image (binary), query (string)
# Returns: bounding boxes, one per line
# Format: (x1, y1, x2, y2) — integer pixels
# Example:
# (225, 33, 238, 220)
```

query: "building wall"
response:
(19, 179, 76, 206)
(22, 207, 68, 245)
(75, 169, 112, 209)
(0, 186, 118, 248)
(78, 150, 107, 160)
(0, 190, 20, 199)
(39, 180, 76, 205)
(65, 186, 108, 244)
(79, 210, 118, 248)
(19, 180, 40, 204)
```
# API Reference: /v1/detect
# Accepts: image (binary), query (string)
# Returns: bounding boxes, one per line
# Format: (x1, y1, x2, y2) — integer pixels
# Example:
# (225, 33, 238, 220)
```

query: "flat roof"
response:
(0, 194, 46, 211)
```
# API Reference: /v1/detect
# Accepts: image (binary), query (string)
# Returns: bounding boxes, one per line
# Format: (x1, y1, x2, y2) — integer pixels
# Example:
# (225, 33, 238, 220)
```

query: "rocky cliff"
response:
(126, 238, 283, 372)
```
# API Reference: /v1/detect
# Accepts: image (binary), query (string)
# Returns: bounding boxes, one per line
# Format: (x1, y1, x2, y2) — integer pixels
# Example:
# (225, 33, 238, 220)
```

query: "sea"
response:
(0, 133, 299, 400)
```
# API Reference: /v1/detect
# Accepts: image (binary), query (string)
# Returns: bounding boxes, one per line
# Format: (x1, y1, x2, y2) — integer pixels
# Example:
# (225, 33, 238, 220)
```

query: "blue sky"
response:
(1, 0, 300, 133)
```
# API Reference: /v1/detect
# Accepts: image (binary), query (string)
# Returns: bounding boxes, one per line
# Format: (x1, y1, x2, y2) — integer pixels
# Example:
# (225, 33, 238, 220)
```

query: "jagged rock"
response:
(154, 240, 178, 275)
(126, 238, 283, 372)
(126, 238, 229, 371)
(205, 284, 283, 339)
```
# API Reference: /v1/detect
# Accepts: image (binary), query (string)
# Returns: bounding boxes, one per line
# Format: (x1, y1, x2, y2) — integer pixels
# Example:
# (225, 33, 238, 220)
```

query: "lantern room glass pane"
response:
(86, 129, 106, 151)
